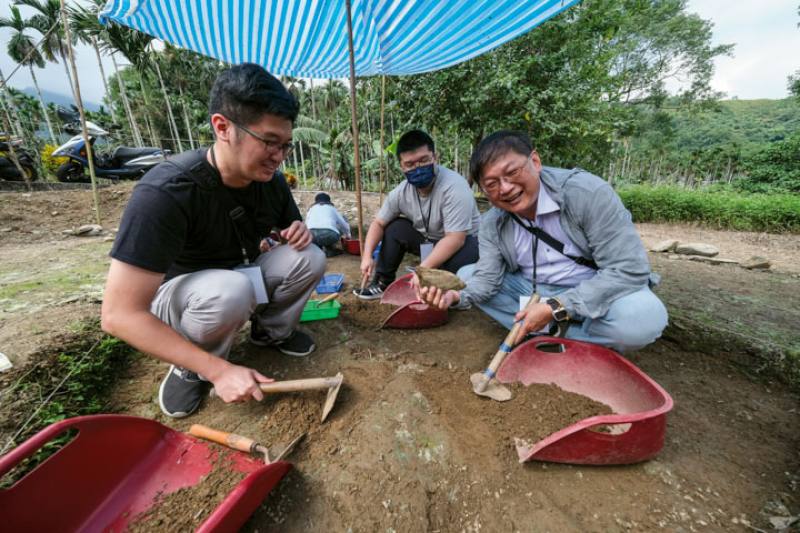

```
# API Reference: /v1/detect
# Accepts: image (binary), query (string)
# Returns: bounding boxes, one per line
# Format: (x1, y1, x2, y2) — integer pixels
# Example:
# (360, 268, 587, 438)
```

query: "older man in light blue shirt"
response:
(420, 130, 667, 353)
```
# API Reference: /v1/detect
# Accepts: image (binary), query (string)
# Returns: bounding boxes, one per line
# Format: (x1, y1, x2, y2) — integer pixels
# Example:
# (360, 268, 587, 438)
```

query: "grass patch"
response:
(618, 185, 800, 233)
(0, 318, 136, 487)
(0, 270, 105, 300)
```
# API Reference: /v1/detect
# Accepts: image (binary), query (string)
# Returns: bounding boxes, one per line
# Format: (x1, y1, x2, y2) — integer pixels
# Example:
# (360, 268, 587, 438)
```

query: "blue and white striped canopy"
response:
(100, 0, 580, 78)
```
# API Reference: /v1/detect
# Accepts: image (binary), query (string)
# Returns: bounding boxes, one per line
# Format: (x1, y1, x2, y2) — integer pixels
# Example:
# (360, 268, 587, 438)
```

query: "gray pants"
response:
(150, 245, 326, 360)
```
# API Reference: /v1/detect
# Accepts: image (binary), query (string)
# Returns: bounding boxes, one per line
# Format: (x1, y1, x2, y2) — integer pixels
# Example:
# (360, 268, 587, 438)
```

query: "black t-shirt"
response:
(111, 148, 302, 281)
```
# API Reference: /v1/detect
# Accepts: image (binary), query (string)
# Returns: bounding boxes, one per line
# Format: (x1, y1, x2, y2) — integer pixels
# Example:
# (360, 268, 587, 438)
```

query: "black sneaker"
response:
(250, 322, 316, 357)
(353, 281, 387, 300)
(158, 365, 209, 418)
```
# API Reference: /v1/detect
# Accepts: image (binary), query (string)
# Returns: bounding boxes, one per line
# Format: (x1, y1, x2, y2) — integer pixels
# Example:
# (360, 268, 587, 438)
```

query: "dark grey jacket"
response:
(459, 166, 656, 319)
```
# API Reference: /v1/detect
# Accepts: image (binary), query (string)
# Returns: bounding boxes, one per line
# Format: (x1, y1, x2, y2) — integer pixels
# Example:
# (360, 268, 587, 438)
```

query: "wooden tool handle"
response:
(486, 294, 541, 375)
(318, 292, 340, 304)
(189, 424, 255, 454)
(258, 375, 341, 393)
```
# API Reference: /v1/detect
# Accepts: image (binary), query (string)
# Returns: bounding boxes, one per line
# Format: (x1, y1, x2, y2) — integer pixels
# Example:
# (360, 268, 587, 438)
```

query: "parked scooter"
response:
(52, 109, 169, 183)
(0, 134, 38, 182)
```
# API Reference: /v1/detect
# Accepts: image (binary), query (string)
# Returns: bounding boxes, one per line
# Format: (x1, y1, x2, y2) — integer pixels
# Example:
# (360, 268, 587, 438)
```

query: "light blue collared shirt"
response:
(512, 186, 596, 288)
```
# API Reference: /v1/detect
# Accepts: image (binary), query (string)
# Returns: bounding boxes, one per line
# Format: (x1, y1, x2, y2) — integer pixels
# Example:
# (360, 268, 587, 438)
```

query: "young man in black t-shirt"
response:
(102, 64, 325, 418)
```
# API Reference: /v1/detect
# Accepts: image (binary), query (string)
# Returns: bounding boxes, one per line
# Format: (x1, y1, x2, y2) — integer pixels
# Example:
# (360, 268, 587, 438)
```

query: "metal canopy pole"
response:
(379, 75, 386, 205)
(345, 0, 364, 254)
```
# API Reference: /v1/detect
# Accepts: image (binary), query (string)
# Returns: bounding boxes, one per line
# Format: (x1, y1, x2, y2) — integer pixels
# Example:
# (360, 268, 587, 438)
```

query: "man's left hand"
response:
(514, 303, 553, 338)
(280, 221, 312, 250)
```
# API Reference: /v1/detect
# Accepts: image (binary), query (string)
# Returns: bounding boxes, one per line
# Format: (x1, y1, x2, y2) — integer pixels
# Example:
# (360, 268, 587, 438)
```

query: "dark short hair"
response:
(208, 63, 299, 126)
(469, 131, 533, 185)
(396, 129, 435, 160)
(314, 192, 331, 204)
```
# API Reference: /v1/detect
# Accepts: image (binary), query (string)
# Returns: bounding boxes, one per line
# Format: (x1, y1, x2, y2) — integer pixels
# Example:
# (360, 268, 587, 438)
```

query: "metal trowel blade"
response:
(269, 433, 305, 463)
(469, 372, 513, 402)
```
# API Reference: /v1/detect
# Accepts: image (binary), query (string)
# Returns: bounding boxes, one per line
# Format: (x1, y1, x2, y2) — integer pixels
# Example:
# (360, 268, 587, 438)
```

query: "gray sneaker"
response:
(158, 365, 209, 418)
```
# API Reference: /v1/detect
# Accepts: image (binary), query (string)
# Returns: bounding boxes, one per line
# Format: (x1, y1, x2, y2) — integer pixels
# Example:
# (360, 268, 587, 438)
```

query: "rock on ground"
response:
(675, 242, 720, 257)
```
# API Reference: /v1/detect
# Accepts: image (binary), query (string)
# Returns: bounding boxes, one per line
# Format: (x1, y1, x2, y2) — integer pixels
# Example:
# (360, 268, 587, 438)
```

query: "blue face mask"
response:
(404, 164, 436, 188)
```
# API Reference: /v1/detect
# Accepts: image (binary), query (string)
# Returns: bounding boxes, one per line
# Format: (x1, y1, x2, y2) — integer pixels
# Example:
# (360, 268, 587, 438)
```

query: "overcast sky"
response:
(1, 0, 798, 105)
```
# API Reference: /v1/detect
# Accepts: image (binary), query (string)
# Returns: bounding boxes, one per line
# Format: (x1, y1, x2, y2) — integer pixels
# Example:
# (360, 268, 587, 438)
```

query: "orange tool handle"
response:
(189, 424, 255, 454)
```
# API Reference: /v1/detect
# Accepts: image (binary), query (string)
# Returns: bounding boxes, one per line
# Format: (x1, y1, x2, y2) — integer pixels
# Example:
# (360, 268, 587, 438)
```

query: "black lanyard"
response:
(414, 177, 436, 239)
(512, 215, 540, 294)
(210, 145, 254, 265)
(510, 212, 599, 274)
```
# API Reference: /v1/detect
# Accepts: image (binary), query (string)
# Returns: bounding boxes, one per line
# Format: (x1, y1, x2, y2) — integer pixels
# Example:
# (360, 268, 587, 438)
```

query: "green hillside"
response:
(671, 98, 800, 153)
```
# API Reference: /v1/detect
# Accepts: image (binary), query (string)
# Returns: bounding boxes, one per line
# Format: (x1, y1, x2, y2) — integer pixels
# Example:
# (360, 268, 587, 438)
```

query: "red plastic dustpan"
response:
(0, 415, 290, 532)
(496, 337, 673, 465)
(380, 273, 448, 328)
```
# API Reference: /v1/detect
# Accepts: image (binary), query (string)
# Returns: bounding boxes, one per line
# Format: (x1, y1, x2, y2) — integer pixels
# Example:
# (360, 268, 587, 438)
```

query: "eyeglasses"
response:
(399, 155, 434, 172)
(480, 163, 526, 196)
(231, 119, 294, 156)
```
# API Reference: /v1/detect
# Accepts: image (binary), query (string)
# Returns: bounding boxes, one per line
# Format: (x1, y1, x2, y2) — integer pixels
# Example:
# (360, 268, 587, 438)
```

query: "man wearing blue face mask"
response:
(355, 129, 480, 300)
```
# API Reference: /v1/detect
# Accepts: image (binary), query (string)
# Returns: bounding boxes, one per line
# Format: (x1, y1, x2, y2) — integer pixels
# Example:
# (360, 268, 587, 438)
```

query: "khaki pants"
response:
(150, 245, 326, 359)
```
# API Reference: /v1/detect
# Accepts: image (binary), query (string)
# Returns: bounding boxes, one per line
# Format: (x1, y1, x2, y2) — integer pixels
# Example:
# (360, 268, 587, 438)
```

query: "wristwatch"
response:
(545, 297, 570, 322)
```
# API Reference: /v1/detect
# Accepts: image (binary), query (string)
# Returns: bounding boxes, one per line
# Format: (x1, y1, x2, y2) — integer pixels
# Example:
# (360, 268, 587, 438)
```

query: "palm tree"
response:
(67, 1, 118, 126)
(162, 45, 199, 150)
(68, 0, 143, 146)
(14, 0, 78, 105)
(0, 5, 56, 142)
(0, 67, 25, 139)
(151, 50, 183, 151)
(101, 24, 164, 148)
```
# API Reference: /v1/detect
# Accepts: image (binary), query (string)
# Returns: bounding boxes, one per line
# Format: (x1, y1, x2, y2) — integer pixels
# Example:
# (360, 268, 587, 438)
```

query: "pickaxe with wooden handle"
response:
(210, 372, 344, 422)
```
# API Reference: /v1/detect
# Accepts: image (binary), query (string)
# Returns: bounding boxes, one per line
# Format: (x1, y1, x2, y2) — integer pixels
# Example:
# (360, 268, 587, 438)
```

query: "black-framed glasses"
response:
(231, 120, 294, 156)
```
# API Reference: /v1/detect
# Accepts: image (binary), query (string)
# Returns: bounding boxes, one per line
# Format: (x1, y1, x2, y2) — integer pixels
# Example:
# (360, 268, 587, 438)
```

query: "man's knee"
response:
(384, 218, 413, 239)
(300, 244, 326, 279)
(205, 273, 255, 320)
(604, 290, 668, 351)
(183, 272, 255, 341)
(457, 263, 476, 282)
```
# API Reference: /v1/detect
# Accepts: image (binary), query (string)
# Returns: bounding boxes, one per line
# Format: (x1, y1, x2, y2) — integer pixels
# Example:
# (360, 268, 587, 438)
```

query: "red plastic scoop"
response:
(379, 273, 448, 329)
(497, 337, 674, 465)
(0, 415, 290, 531)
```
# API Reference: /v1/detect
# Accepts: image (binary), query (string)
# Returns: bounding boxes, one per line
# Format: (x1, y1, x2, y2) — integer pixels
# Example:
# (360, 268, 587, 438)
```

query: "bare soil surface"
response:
(1, 186, 799, 532)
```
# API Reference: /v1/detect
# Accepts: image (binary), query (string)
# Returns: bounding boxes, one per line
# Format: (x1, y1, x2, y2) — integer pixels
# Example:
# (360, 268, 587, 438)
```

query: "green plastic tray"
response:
(300, 300, 341, 322)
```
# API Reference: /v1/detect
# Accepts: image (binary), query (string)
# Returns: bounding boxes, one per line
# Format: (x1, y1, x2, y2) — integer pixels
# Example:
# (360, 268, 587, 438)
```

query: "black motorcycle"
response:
(53, 108, 168, 183)
(0, 136, 38, 182)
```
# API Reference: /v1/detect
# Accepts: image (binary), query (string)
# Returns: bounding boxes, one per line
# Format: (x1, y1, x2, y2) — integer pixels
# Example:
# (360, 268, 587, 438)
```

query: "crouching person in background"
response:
(306, 192, 352, 257)
(355, 129, 480, 300)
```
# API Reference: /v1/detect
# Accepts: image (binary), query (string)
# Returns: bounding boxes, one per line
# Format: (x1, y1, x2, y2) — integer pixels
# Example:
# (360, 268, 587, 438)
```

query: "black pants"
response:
(374, 218, 479, 285)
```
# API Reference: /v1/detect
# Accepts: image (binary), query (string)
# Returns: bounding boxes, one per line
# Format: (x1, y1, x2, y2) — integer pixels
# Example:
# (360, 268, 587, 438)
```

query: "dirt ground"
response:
(1, 185, 799, 532)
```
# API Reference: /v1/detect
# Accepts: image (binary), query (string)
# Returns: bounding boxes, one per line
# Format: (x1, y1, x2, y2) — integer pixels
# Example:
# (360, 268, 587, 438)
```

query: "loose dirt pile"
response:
(482, 382, 613, 448)
(128, 454, 246, 532)
(341, 300, 397, 329)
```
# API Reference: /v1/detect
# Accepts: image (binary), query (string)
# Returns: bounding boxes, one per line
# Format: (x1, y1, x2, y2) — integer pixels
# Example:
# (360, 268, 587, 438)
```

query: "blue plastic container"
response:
(316, 273, 344, 294)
